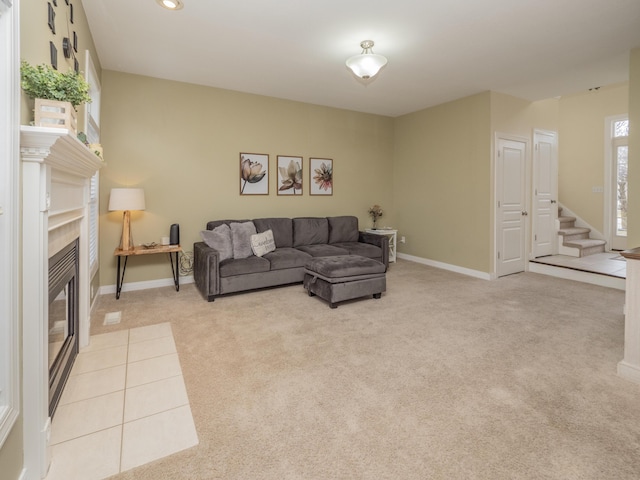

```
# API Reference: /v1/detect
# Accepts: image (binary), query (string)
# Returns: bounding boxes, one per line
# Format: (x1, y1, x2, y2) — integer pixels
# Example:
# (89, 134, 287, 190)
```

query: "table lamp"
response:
(108, 188, 146, 251)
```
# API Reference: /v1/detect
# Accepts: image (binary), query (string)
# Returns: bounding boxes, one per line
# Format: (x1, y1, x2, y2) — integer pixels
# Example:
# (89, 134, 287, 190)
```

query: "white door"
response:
(496, 137, 527, 277)
(532, 130, 558, 257)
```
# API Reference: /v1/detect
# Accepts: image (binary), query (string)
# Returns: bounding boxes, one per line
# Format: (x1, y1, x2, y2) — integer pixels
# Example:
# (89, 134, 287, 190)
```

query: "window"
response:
(83, 51, 101, 278)
(605, 115, 629, 250)
(89, 172, 99, 275)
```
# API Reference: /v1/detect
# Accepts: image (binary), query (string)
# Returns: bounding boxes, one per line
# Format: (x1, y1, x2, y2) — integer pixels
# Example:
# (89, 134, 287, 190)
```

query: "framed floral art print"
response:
(310, 158, 333, 195)
(239, 153, 269, 195)
(277, 155, 303, 195)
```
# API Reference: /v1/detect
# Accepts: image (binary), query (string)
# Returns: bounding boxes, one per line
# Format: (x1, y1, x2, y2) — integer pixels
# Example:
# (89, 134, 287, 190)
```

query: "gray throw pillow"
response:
(230, 221, 257, 259)
(200, 224, 233, 261)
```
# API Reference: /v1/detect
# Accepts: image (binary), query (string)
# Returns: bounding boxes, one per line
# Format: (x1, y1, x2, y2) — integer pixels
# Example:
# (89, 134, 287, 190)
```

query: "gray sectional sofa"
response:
(193, 216, 389, 302)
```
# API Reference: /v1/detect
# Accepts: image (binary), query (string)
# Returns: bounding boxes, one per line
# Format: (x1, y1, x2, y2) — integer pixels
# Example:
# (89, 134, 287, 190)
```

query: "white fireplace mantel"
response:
(21, 125, 102, 479)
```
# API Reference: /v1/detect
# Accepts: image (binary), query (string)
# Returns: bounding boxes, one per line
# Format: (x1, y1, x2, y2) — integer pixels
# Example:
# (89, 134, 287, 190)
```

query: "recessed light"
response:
(156, 0, 183, 10)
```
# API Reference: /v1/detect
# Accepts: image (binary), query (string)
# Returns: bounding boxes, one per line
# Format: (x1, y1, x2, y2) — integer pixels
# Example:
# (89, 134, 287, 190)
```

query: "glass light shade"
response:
(346, 53, 388, 79)
(156, 0, 183, 10)
(108, 188, 146, 211)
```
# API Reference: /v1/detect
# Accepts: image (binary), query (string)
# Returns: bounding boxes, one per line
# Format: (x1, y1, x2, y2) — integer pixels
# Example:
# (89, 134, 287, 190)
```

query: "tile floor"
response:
(44, 322, 198, 480)
(530, 252, 626, 278)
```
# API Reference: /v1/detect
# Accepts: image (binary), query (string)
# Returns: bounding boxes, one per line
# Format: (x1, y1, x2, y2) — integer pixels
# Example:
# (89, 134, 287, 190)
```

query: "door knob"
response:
(550, 199, 557, 204)
(521, 211, 528, 216)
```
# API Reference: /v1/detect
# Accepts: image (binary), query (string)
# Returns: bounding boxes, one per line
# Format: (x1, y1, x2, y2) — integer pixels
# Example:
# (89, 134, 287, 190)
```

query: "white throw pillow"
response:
(250, 229, 276, 257)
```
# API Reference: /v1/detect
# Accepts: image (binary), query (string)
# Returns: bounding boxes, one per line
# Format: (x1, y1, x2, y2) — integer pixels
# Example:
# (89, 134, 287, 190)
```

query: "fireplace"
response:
(21, 126, 103, 477)
(48, 239, 79, 417)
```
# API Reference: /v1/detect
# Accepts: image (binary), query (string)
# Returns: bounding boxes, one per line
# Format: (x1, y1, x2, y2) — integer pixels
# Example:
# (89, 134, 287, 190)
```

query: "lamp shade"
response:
(346, 53, 388, 79)
(108, 188, 146, 211)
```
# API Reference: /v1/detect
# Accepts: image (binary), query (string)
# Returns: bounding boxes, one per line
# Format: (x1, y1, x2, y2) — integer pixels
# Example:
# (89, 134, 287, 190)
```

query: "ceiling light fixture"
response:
(156, 0, 183, 10)
(346, 40, 388, 80)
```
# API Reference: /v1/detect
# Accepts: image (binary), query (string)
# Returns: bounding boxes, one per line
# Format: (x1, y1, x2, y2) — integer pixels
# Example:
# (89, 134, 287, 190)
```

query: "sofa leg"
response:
(207, 295, 216, 302)
(308, 290, 315, 297)
(373, 293, 381, 299)
(330, 302, 337, 309)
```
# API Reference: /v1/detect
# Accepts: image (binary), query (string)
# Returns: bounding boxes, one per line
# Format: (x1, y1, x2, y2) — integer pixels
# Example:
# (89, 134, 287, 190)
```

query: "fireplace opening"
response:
(48, 239, 79, 417)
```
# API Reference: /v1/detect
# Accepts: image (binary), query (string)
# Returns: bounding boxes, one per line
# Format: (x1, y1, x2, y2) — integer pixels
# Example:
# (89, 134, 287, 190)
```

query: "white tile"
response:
(121, 405, 199, 472)
(129, 322, 173, 344)
(59, 365, 126, 405)
(72, 345, 128, 375)
(128, 335, 176, 363)
(126, 353, 183, 388)
(51, 390, 124, 445)
(124, 375, 189, 422)
(44, 426, 122, 480)
(80, 330, 129, 353)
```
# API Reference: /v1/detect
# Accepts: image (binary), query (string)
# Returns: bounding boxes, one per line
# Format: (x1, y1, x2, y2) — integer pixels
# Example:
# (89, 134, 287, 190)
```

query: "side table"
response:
(114, 244, 182, 299)
(365, 228, 398, 263)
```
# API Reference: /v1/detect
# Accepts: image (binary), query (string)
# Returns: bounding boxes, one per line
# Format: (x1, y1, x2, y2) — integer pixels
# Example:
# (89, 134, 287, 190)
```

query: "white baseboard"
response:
(618, 361, 640, 384)
(528, 261, 625, 290)
(99, 275, 194, 296)
(397, 253, 493, 280)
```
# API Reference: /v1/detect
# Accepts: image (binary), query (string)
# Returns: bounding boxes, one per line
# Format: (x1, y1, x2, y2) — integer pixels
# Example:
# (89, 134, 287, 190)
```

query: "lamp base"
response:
(120, 210, 134, 251)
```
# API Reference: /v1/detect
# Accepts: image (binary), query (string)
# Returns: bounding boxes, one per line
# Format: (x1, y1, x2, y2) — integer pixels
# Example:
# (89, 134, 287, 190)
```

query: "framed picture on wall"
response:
(240, 153, 269, 195)
(50, 42, 58, 70)
(47, 2, 55, 34)
(277, 155, 303, 195)
(309, 158, 333, 195)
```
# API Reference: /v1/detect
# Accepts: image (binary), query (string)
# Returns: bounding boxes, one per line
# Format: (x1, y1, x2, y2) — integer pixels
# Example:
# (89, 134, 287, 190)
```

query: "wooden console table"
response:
(114, 244, 182, 299)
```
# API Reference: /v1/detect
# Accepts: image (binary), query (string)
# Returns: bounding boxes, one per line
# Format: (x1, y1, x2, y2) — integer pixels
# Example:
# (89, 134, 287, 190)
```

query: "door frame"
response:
(493, 132, 531, 277)
(604, 114, 629, 251)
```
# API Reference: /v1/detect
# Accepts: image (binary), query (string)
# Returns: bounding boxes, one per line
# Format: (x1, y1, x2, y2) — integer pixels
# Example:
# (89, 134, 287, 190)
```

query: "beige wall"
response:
(628, 48, 640, 247)
(99, 70, 395, 286)
(0, 418, 23, 480)
(557, 83, 629, 233)
(20, 0, 101, 127)
(393, 92, 492, 273)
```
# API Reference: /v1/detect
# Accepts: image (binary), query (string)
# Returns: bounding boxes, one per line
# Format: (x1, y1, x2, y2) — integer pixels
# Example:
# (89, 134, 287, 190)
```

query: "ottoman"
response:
(303, 255, 386, 308)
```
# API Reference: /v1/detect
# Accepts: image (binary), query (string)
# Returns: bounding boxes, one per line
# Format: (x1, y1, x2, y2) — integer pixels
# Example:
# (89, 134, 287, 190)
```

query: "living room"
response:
(2, 0, 640, 479)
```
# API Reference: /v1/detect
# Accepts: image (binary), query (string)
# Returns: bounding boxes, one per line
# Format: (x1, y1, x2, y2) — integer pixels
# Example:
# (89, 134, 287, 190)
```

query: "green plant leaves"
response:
(20, 61, 91, 107)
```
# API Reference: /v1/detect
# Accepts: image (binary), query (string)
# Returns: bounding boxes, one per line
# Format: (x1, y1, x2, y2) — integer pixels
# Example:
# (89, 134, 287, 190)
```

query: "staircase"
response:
(557, 207, 606, 257)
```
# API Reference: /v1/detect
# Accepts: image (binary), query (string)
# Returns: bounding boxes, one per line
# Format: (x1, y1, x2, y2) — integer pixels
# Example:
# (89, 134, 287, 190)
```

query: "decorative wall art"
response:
(310, 158, 333, 195)
(277, 155, 303, 195)
(49, 41, 58, 70)
(47, 2, 55, 34)
(240, 153, 269, 195)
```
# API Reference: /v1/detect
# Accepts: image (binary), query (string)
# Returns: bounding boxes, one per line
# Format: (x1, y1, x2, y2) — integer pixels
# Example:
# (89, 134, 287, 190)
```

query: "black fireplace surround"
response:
(48, 239, 79, 417)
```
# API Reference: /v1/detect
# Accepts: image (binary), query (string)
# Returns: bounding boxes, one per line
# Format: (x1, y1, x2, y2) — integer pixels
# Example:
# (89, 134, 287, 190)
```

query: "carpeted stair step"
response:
(563, 238, 606, 257)
(558, 215, 576, 229)
(558, 227, 590, 242)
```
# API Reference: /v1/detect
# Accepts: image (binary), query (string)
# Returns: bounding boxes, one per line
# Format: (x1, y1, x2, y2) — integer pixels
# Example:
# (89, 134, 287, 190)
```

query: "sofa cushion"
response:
(251, 230, 276, 257)
(331, 242, 382, 260)
(293, 217, 329, 247)
(230, 221, 257, 259)
(295, 244, 349, 257)
(200, 224, 233, 261)
(305, 255, 386, 280)
(219, 256, 270, 277)
(253, 218, 293, 248)
(207, 219, 249, 230)
(328, 216, 359, 244)
(263, 247, 312, 271)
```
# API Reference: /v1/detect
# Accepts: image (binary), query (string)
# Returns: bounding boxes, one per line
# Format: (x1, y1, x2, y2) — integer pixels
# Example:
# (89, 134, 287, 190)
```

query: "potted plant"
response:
(20, 61, 91, 133)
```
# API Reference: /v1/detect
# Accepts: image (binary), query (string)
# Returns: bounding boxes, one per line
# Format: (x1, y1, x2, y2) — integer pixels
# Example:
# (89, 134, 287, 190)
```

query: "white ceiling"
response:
(82, 0, 640, 117)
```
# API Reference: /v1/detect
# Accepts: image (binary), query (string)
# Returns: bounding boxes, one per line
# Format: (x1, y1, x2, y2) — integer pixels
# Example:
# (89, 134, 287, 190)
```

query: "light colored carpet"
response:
(91, 260, 640, 480)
